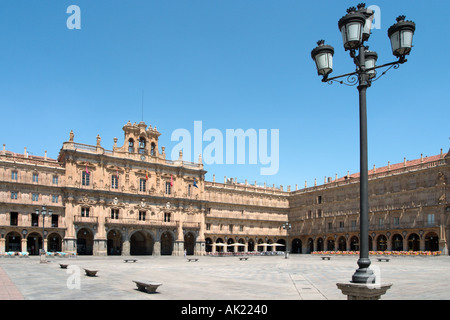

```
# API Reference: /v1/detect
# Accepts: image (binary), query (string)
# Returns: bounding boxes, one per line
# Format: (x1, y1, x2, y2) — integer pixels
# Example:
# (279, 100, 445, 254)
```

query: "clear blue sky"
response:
(0, 1, 448, 189)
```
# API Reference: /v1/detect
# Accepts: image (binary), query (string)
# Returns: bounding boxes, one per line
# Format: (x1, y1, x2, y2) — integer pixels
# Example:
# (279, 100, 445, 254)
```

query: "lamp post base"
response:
(336, 282, 392, 300)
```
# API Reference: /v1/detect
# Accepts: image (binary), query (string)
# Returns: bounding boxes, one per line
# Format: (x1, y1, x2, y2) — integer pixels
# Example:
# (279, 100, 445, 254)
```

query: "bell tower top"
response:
(119, 121, 161, 156)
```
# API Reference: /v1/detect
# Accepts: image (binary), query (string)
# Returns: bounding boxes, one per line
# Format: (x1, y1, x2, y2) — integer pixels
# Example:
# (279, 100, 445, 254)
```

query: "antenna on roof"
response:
(141, 89, 144, 122)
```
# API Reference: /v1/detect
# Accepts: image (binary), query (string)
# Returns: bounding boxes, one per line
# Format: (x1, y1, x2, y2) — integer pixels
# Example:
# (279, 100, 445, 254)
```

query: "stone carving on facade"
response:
(77, 194, 96, 206)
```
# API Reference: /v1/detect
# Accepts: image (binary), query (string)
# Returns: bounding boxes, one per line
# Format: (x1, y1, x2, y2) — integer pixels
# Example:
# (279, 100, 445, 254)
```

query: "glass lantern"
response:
(338, 7, 367, 51)
(388, 16, 416, 57)
(311, 40, 334, 77)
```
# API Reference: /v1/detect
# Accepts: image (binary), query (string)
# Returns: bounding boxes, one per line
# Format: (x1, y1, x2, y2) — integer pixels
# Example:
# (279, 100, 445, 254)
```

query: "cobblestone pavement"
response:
(0, 254, 449, 300)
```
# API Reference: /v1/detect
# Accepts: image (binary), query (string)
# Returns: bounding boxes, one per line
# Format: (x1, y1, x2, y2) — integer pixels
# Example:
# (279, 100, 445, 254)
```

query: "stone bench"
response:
(124, 259, 138, 263)
(321, 256, 331, 260)
(239, 257, 248, 261)
(133, 280, 162, 293)
(84, 268, 98, 277)
(377, 258, 390, 262)
(187, 258, 199, 262)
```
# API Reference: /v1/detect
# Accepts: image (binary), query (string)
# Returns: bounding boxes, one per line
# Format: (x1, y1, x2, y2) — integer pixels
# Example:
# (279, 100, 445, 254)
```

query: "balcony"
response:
(105, 217, 178, 228)
(74, 215, 98, 224)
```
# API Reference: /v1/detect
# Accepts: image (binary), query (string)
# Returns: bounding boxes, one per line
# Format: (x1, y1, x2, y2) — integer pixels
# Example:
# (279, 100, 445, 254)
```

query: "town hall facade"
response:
(1, 121, 449, 256)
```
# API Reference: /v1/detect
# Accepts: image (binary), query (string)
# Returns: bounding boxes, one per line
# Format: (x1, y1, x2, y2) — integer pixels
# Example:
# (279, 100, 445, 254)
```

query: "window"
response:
(393, 217, 400, 226)
(239, 225, 244, 232)
(139, 179, 146, 192)
(164, 212, 171, 222)
(52, 215, 58, 228)
(81, 207, 90, 217)
(379, 218, 384, 227)
(307, 210, 312, 219)
(206, 223, 211, 231)
(10, 191, 18, 200)
(139, 211, 146, 221)
(328, 222, 333, 231)
(351, 220, 357, 230)
(427, 214, 435, 226)
(317, 209, 322, 218)
(111, 175, 118, 189)
(32, 173, 39, 183)
(10, 212, 18, 226)
(11, 171, 18, 180)
(111, 209, 119, 219)
(229, 224, 233, 232)
(32, 193, 39, 201)
(52, 195, 58, 203)
(317, 195, 322, 204)
(188, 184, 191, 196)
(165, 182, 171, 195)
(52, 175, 59, 185)
(339, 221, 344, 230)
(82, 171, 90, 186)
(32, 213, 39, 226)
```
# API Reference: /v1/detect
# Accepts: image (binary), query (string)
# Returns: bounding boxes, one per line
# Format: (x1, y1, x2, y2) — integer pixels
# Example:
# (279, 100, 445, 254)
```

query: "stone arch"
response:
(107, 229, 122, 255)
(215, 237, 224, 252)
(160, 230, 174, 255)
(205, 237, 213, 253)
(257, 238, 264, 252)
(307, 238, 314, 253)
(130, 230, 154, 255)
(47, 232, 62, 253)
(247, 238, 255, 252)
(237, 238, 245, 252)
(408, 233, 420, 251)
(184, 231, 196, 255)
(227, 237, 235, 252)
(128, 138, 135, 153)
(350, 236, 359, 251)
(377, 234, 388, 251)
(26, 232, 42, 255)
(77, 228, 94, 255)
(292, 238, 302, 254)
(5, 232, 21, 252)
(276, 239, 286, 252)
(392, 233, 403, 251)
(316, 237, 324, 251)
(337, 236, 347, 251)
(425, 232, 439, 251)
(139, 136, 146, 154)
(326, 237, 335, 251)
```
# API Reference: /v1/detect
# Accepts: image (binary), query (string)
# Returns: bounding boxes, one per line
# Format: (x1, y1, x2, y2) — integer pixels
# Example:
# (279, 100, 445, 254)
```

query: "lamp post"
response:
(311, 4, 415, 285)
(36, 205, 52, 263)
(282, 221, 291, 259)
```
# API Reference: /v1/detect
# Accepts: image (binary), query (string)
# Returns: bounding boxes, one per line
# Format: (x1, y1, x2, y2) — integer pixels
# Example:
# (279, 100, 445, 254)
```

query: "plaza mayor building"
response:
(1, 121, 449, 256)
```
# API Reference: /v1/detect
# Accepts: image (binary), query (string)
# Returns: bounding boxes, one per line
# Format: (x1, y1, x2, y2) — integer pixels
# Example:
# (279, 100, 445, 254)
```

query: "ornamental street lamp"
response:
(282, 221, 291, 259)
(36, 205, 52, 263)
(311, 3, 415, 284)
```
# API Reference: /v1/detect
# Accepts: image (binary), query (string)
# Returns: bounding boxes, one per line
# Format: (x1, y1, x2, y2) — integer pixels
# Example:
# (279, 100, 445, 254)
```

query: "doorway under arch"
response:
(425, 232, 439, 251)
(27, 232, 42, 255)
(130, 230, 153, 255)
(48, 233, 62, 252)
(160, 231, 174, 255)
(6, 232, 21, 252)
(184, 232, 196, 255)
(77, 228, 94, 255)
(107, 230, 122, 255)
(292, 239, 302, 253)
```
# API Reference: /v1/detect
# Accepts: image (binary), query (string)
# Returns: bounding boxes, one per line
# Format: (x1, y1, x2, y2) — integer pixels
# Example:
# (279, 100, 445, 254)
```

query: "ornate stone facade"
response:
(0, 122, 448, 256)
